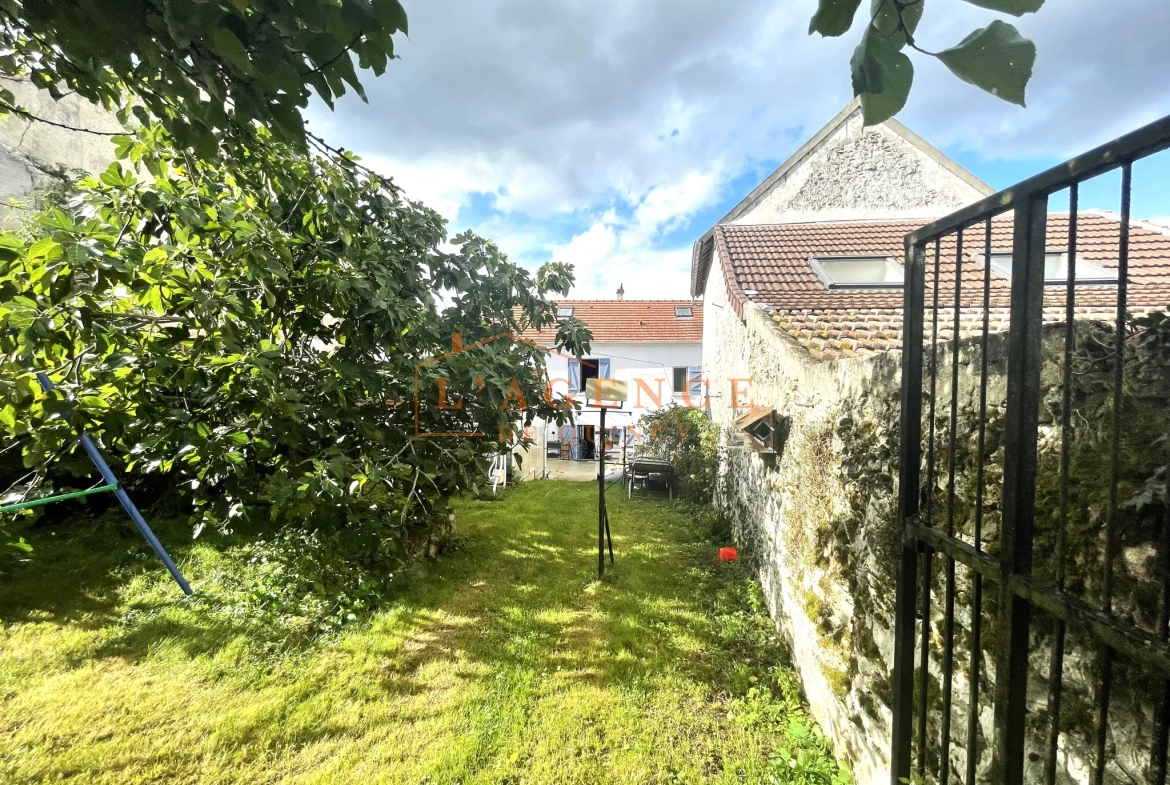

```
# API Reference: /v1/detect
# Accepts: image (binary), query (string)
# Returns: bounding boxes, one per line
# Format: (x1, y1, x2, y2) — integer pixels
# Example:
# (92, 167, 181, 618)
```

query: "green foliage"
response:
(850, 22, 914, 126)
(0, 0, 408, 153)
(936, 20, 1036, 108)
(639, 404, 719, 505)
(728, 669, 852, 785)
(0, 123, 590, 567)
(809, 0, 864, 37)
(810, 0, 1045, 124)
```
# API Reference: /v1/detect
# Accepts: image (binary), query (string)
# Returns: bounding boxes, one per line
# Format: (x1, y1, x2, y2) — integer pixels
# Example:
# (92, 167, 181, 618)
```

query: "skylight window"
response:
(973, 252, 1117, 285)
(556, 306, 574, 318)
(809, 256, 904, 289)
(675, 306, 694, 318)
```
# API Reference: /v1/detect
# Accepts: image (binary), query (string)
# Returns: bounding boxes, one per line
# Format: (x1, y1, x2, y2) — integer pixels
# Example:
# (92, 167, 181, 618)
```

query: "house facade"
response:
(692, 100, 1170, 785)
(518, 297, 703, 469)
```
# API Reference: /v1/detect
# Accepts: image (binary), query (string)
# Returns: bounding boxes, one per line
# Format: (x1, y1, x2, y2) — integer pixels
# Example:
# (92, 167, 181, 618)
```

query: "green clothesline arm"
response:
(0, 483, 119, 514)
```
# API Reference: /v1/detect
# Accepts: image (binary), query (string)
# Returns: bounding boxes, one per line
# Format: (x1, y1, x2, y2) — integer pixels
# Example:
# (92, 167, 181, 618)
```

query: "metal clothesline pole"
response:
(597, 405, 614, 577)
(33, 372, 192, 595)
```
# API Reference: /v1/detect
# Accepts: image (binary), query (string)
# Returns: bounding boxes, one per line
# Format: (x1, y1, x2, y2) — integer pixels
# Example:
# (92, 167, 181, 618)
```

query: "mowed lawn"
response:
(0, 481, 844, 784)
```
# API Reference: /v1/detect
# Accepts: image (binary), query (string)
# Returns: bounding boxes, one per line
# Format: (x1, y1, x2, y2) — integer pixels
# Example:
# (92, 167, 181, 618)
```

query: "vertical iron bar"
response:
(1104, 162, 1131, 615)
(1152, 457, 1170, 785)
(918, 546, 934, 779)
(918, 240, 944, 779)
(1092, 161, 1131, 785)
(966, 218, 994, 785)
(1044, 189, 1079, 785)
(598, 405, 606, 577)
(940, 230, 964, 785)
(1093, 652, 1114, 785)
(991, 194, 1048, 785)
(891, 238, 928, 785)
(1099, 159, 1127, 613)
(34, 372, 192, 595)
(926, 240, 944, 526)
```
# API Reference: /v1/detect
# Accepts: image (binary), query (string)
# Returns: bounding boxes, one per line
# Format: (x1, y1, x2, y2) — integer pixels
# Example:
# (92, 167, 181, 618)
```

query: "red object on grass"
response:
(718, 547, 738, 562)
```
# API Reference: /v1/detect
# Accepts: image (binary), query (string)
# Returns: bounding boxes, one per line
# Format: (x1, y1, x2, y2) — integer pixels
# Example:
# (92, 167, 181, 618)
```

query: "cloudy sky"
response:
(308, 0, 1170, 299)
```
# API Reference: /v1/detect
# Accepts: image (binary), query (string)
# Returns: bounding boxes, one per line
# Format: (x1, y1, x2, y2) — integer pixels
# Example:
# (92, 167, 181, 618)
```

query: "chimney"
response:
(616, 283, 625, 301)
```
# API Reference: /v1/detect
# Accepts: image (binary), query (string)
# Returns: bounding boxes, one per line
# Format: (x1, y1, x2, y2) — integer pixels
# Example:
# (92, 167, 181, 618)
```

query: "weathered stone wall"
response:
(704, 264, 903, 783)
(703, 261, 1169, 785)
(0, 79, 121, 227)
(733, 112, 988, 226)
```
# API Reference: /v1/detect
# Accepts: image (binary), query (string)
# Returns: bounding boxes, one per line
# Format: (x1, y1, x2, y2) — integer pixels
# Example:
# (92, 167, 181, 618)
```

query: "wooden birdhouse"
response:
(733, 406, 787, 455)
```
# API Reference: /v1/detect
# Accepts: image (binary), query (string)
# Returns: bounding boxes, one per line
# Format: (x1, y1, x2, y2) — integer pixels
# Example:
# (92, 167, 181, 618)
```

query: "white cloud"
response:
(308, 0, 1170, 297)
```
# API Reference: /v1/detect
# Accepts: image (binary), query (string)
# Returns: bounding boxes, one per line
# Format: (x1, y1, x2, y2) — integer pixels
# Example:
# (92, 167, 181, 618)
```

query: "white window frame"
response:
(674, 306, 694, 318)
(971, 250, 1117, 286)
(808, 255, 904, 289)
(556, 306, 575, 318)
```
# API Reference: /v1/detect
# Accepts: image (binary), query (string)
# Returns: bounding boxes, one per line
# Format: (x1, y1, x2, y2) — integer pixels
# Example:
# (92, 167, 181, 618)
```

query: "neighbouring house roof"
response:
(712, 212, 1170, 361)
(521, 300, 703, 344)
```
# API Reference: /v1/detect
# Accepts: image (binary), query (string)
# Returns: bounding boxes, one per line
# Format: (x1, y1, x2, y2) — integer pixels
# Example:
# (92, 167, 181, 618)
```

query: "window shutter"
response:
(688, 366, 702, 401)
(568, 360, 580, 393)
(598, 358, 611, 379)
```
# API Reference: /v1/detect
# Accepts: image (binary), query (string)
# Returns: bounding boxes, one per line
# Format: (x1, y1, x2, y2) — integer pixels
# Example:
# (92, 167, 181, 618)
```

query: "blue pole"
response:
(35, 373, 192, 595)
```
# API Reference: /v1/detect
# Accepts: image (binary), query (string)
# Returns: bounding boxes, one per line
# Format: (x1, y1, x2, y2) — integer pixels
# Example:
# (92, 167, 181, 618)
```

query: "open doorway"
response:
(577, 358, 600, 461)
(580, 357, 599, 390)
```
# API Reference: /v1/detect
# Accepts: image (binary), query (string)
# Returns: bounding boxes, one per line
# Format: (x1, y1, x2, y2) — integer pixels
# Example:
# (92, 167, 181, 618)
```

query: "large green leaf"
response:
(372, 0, 409, 35)
(937, 20, 1036, 107)
(959, 0, 1045, 16)
(869, 0, 923, 50)
(851, 29, 914, 125)
(809, 0, 863, 37)
(210, 26, 258, 77)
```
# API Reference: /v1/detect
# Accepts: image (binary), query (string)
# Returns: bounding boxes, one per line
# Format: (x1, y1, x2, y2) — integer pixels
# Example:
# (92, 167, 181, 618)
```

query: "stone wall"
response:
(704, 267, 1169, 785)
(705, 271, 903, 784)
(0, 79, 121, 227)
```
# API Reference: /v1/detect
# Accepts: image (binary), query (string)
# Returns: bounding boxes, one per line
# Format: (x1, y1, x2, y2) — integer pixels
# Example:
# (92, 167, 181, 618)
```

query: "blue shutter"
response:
(688, 366, 702, 401)
(568, 360, 580, 393)
(598, 357, 611, 379)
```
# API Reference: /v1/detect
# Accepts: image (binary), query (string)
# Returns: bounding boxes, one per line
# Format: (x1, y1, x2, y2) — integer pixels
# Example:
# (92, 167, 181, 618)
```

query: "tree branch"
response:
(0, 99, 122, 136)
(301, 33, 363, 78)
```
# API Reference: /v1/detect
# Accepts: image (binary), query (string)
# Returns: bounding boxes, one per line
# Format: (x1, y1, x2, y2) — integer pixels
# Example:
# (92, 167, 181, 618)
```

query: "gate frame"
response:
(891, 114, 1170, 785)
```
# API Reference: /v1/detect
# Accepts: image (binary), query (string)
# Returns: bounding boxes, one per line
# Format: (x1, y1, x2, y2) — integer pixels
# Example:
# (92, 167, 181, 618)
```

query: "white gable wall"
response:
(733, 110, 988, 226)
(542, 340, 702, 422)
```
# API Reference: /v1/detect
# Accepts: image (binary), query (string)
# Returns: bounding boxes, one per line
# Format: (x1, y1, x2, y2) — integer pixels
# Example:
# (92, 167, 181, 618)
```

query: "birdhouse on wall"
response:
(733, 406, 788, 455)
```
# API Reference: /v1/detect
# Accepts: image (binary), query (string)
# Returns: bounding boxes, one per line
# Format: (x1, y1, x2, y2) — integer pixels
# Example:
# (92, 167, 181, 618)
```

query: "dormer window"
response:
(675, 306, 694, 318)
(972, 251, 1117, 286)
(556, 306, 574, 318)
(809, 256, 904, 289)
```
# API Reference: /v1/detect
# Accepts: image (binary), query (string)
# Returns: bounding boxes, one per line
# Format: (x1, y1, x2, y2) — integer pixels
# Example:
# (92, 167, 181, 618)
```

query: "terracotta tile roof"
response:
(520, 300, 703, 343)
(714, 213, 1170, 361)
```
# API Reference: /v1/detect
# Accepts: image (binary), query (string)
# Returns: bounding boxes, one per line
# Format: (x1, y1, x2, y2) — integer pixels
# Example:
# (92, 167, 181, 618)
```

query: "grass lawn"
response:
(0, 481, 847, 784)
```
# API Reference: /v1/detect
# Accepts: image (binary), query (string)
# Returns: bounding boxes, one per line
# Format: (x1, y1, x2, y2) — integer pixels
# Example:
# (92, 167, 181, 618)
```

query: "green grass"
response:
(0, 481, 847, 784)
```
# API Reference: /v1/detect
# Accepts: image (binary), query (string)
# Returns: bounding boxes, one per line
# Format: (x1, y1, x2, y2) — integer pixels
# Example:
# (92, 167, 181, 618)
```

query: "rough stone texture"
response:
(705, 260, 902, 784)
(0, 79, 121, 226)
(733, 114, 988, 226)
(703, 257, 1168, 785)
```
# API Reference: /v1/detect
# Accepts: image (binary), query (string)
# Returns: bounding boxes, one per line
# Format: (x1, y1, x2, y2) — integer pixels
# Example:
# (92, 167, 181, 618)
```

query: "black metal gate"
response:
(891, 116, 1170, 785)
